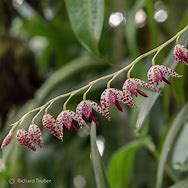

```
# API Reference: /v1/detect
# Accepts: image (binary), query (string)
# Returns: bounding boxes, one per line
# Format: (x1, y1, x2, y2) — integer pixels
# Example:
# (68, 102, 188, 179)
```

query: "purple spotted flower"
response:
(122, 78, 156, 107)
(100, 88, 123, 119)
(147, 65, 182, 88)
(16, 129, 36, 151)
(56, 110, 88, 131)
(16, 124, 44, 151)
(174, 44, 188, 65)
(76, 100, 104, 125)
(28, 124, 44, 148)
(42, 113, 63, 141)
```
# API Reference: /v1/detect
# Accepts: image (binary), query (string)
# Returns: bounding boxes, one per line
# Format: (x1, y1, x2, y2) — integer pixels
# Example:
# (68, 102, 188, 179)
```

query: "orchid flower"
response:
(16, 129, 36, 151)
(43, 114, 63, 141)
(28, 124, 44, 148)
(147, 65, 182, 88)
(174, 44, 188, 65)
(16, 124, 44, 151)
(100, 88, 123, 119)
(122, 78, 157, 107)
(56, 110, 88, 131)
(76, 100, 104, 125)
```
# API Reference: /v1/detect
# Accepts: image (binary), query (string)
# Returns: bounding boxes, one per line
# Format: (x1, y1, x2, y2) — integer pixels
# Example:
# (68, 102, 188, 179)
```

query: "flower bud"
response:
(1, 130, 13, 149)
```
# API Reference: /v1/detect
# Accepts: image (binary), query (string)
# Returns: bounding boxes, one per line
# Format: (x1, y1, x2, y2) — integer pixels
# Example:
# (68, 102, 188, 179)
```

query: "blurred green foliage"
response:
(0, 0, 188, 188)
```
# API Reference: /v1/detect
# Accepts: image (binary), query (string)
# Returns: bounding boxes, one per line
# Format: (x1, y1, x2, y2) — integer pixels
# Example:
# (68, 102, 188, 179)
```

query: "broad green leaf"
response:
(135, 30, 188, 131)
(156, 103, 188, 188)
(107, 137, 152, 188)
(169, 178, 188, 188)
(65, 0, 104, 55)
(90, 122, 110, 188)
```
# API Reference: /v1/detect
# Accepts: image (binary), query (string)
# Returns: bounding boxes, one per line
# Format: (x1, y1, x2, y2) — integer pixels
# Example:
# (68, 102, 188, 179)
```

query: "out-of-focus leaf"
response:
(163, 86, 171, 117)
(156, 103, 188, 188)
(65, 0, 104, 55)
(169, 178, 188, 188)
(146, 0, 158, 47)
(107, 137, 152, 188)
(135, 30, 188, 131)
(90, 122, 110, 188)
(125, 0, 145, 57)
(36, 56, 98, 103)
(172, 122, 188, 172)
(172, 65, 185, 106)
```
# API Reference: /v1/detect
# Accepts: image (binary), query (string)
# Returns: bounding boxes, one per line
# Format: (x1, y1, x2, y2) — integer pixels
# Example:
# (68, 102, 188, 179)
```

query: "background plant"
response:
(0, 0, 188, 188)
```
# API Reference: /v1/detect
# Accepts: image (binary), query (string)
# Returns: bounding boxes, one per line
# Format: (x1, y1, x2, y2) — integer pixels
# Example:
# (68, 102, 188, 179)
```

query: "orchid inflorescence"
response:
(1, 25, 188, 152)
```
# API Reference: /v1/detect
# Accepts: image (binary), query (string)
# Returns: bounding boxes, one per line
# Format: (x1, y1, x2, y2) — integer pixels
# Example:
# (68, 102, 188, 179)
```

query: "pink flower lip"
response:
(154, 69, 171, 85)
(114, 99, 123, 112)
(136, 89, 148, 97)
(161, 76, 171, 85)
(90, 112, 99, 125)
(108, 89, 123, 112)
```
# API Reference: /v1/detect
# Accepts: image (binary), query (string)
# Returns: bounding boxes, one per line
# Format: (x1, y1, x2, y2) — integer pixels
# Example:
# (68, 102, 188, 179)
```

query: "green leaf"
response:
(65, 0, 104, 55)
(135, 30, 188, 131)
(169, 178, 188, 188)
(90, 122, 110, 188)
(156, 103, 188, 188)
(107, 137, 152, 188)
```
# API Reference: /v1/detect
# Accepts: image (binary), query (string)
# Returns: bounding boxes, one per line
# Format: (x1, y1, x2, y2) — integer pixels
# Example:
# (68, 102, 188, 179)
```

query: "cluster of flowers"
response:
(1, 44, 188, 151)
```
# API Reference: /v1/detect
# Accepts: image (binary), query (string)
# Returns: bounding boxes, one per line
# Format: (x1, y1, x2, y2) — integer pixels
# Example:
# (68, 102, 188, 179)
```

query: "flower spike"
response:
(28, 124, 44, 148)
(1, 130, 13, 149)
(147, 65, 182, 88)
(76, 100, 105, 125)
(56, 110, 88, 131)
(100, 88, 123, 119)
(174, 44, 188, 65)
(42, 114, 63, 141)
(16, 129, 36, 151)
